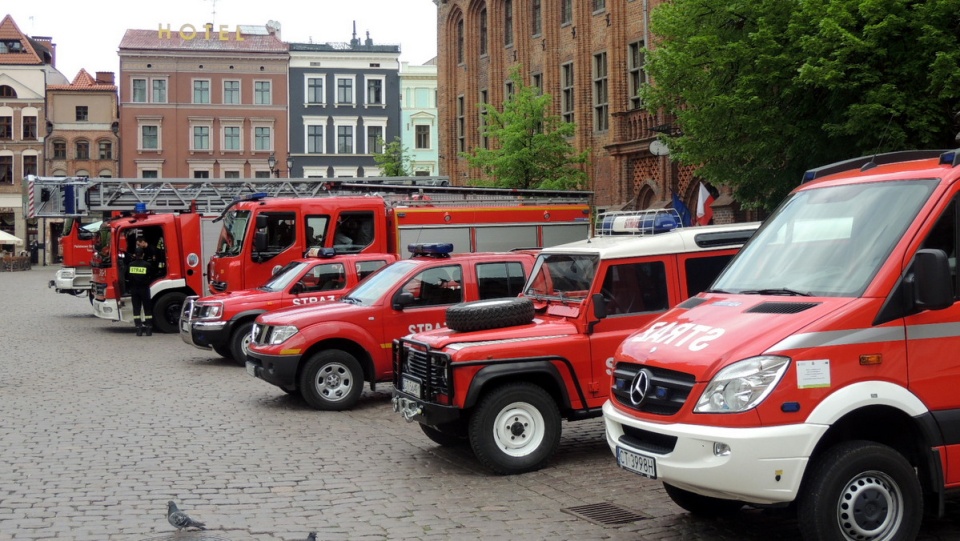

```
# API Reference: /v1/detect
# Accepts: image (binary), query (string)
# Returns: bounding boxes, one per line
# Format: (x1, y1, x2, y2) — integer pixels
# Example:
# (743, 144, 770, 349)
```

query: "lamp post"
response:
(42, 120, 53, 266)
(111, 121, 120, 177)
(268, 154, 294, 178)
(286, 156, 294, 178)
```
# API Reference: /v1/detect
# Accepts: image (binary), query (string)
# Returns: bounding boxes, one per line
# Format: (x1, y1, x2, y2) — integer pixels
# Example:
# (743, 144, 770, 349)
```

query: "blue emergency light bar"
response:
(305, 247, 337, 258)
(408, 243, 454, 257)
(134, 202, 148, 213)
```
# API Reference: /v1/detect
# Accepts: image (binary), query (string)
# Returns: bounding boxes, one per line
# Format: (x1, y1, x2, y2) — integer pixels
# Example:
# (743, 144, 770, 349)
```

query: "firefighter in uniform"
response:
(126, 247, 155, 336)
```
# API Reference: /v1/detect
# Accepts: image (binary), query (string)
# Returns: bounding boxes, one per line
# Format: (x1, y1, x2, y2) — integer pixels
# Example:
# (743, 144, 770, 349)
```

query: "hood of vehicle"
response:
(617, 294, 861, 381)
(410, 317, 580, 353)
(256, 300, 364, 326)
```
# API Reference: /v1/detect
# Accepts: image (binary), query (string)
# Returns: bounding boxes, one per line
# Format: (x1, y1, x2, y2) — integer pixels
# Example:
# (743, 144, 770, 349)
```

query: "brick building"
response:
(434, 0, 747, 222)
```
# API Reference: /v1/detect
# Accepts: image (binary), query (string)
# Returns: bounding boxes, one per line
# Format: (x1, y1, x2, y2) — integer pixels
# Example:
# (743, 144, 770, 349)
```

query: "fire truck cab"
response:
(604, 149, 960, 541)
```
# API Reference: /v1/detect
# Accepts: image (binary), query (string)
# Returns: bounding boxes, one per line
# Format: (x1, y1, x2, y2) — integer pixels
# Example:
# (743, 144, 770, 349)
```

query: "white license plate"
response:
(180, 320, 189, 332)
(245, 362, 257, 378)
(401, 376, 421, 398)
(617, 446, 657, 479)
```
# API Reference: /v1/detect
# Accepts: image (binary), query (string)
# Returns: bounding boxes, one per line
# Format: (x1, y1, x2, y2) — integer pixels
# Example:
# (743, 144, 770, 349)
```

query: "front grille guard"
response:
(393, 337, 451, 402)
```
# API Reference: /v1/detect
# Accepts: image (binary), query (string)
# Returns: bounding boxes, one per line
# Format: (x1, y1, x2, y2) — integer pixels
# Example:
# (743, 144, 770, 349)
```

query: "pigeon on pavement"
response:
(167, 500, 207, 531)
(290, 533, 317, 541)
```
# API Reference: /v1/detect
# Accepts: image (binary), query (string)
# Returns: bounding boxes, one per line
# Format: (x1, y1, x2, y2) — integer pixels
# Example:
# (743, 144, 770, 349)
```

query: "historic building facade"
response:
(117, 23, 289, 179)
(434, 0, 747, 221)
(400, 60, 439, 176)
(45, 70, 120, 179)
(288, 31, 402, 178)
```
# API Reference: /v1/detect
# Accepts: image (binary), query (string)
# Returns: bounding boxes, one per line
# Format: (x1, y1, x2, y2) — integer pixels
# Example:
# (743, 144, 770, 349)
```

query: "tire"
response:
(663, 483, 743, 516)
(798, 440, 922, 541)
(446, 297, 535, 332)
(212, 345, 233, 359)
(228, 321, 255, 367)
(152, 292, 186, 334)
(298, 349, 364, 411)
(468, 382, 561, 475)
(419, 421, 468, 447)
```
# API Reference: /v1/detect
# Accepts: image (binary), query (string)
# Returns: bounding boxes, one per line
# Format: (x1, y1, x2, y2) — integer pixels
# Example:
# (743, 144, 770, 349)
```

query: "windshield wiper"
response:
(341, 295, 362, 305)
(704, 288, 731, 294)
(740, 288, 812, 297)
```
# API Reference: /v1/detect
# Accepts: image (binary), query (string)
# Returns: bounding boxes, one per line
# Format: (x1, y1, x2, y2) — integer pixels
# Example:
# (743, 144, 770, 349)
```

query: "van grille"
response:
(611, 363, 695, 415)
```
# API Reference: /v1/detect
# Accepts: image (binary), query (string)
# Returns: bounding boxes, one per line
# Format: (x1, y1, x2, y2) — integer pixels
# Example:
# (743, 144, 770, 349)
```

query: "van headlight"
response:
(695, 356, 790, 413)
(268, 325, 299, 345)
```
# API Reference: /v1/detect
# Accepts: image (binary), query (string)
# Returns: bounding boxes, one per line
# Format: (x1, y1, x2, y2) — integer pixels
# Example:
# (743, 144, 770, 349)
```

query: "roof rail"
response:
(801, 149, 950, 184)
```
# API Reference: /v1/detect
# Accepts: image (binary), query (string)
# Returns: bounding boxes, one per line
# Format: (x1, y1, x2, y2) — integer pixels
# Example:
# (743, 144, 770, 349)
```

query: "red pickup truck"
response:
(180, 249, 397, 365)
(245, 243, 536, 411)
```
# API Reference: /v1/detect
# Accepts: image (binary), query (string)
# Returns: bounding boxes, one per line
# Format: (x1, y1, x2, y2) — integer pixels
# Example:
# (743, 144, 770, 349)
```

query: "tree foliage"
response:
(462, 67, 589, 190)
(374, 137, 413, 177)
(643, 0, 960, 209)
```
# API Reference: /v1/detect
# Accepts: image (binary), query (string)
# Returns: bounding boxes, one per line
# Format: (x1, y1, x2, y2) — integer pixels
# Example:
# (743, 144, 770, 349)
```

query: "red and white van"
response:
(604, 149, 960, 540)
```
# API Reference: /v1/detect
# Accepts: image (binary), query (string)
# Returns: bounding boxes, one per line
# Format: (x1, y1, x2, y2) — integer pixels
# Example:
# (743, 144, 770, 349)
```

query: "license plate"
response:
(245, 362, 257, 378)
(617, 447, 657, 479)
(401, 376, 422, 398)
(180, 320, 189, 332)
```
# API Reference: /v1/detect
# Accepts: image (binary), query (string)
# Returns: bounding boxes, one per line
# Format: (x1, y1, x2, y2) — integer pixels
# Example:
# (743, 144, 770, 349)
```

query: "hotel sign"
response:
(158, 24, 245, 41)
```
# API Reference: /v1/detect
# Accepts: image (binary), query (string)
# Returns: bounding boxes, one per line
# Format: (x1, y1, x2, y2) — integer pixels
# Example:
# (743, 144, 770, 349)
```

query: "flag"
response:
(696, 183, 715, 226)
(671, 191, 692, 227)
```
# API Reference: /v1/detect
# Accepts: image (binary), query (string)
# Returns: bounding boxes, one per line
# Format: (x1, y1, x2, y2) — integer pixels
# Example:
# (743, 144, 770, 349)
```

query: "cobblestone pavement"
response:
(3, 267, 960, 540)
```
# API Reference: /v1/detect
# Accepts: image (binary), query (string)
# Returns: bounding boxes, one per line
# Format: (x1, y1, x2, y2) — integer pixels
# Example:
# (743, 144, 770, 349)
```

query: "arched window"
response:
(0, 86, 15, 98)
(52, 139, 67, 159)
(479, 8, 488, 56)
(457, 19, 464, 64)
(75, 140, 90, 160)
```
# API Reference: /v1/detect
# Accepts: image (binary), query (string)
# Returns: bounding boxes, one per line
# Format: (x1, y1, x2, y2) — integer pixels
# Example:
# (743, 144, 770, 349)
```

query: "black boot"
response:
(136, 323, 143, 337)
(145, 325, 152, 337)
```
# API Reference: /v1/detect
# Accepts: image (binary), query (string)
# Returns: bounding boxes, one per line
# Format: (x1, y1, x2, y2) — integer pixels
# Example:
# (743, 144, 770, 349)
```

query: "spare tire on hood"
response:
(445, 297, 535, 333)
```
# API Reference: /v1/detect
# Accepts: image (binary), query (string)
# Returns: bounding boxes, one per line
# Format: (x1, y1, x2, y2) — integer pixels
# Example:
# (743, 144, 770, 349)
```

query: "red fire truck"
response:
(603, 149, 960, 540)
(391, 215, 759, 474)
(48, 216, 101, 299)
(180, 249, 399, 365)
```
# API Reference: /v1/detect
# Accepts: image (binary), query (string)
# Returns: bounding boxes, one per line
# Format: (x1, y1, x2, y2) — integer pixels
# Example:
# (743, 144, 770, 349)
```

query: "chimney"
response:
(365, 31, 373, 47)
(95, 72, 115, 85)
(350, 21, 360, 47)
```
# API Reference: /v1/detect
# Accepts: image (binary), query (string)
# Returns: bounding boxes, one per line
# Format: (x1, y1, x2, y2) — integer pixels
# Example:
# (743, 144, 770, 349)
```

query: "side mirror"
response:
(255, 214, 268, 229)
(393, 291, 415, 310)
(290, 282, 303, 295)
(253, 231, 268, 253)
(912, 248, 954, 311)
(592, 292, 608, 320)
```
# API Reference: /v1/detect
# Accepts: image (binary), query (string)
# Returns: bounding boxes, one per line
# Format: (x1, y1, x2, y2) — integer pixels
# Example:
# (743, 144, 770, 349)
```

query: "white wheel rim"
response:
(492, 401, 545, 457)
(835, 470, 903, 541)
(314, 362, 354, 402)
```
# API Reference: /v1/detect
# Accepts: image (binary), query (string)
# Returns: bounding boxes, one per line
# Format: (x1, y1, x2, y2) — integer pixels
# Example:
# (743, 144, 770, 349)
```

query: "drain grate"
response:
(562, 502, 651, 526)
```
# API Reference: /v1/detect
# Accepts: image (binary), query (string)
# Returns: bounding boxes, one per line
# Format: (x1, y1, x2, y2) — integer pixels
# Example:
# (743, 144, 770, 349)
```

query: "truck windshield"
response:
(713, 180, 937, 297)
(259, 261, 308, 292)
(524, 253, 599, 301)
(343, 260, 418, 305)
(216, 210, 250, 256)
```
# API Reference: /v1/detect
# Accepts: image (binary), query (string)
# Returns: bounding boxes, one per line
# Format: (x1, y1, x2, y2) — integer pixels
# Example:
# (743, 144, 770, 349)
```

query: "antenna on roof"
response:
(860, 114, 896, 172)
(205, 0, 218, 26)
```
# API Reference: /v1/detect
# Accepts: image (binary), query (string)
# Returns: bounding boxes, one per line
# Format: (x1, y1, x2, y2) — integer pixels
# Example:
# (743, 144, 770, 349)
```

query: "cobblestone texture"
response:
(2, 267, 960, 540)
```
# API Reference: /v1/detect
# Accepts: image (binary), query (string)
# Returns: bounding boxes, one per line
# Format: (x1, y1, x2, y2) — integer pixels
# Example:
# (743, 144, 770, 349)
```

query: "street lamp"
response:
(286, 156, 294, 178)
(111, 121, 120, 177)
(268, 154, 294, 177)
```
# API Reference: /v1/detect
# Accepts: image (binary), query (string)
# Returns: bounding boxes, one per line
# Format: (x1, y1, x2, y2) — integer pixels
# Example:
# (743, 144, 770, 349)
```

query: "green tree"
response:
(643, 0, 960, 209)
(463, 67, 589, 190)
(374, 137, 413, 177)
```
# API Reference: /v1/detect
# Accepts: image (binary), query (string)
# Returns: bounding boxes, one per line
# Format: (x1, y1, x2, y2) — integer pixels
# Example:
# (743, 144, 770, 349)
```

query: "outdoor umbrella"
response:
(0, 231, 24, 246)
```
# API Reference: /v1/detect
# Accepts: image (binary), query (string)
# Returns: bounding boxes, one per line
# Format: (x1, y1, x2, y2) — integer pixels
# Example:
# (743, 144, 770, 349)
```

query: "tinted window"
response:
(684, 254, 734, 298)
(477, 261, 527, 299)
(403, 265, 463, 307)
(599, 262, 668, 315)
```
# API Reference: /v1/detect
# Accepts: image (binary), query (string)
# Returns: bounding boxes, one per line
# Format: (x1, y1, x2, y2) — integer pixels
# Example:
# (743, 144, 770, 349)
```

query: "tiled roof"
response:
(47, 69, 117, 92)
(119, 28, 288, 54)
(0, 14, 44, 66)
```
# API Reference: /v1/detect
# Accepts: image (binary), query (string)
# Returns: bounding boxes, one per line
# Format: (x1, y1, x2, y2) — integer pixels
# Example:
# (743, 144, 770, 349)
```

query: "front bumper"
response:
(392, 389, 463, 427)
(93, 297, 130, 323)
(178, 297, 228, 350)
(245, 350, 301, 391)
(602, 400, 827, 505)
(50, 268, 92, 294)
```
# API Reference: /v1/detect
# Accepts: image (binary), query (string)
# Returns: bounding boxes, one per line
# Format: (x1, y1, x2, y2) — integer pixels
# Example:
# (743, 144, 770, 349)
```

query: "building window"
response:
(480, 89, 489, 149)
(223, 80, 240, 104)
(193, 80, 211, 104)
(307, 125, 324, 153)
(505, 81, 515, 100)
(254, 171, 272, 178)
(532, 0, 542, 36)
(0, 156, 11, 183)
(23, 155, 37, 177)
(561, 0, 573, 25)
(532, 73, 543, 94)
(99, 141, 113, 160)
(224, 171, 240, 178)
(415, 125, 430, 150)
(337, 125, 354, 154)
(255, 81, 272, 105)
(76, 106, 88, 122)
(53, 140, 66, 159)
(0, 115, 9, 139)
(366, 126, 383, 154)
(593, 0, 606, 11)
(479, 8, 488, 56)
(504, 0, 514, 46)
(337, 77, 354, 105)
(594, 52, 609, 131)
(367, 79, 383, 105)
(0, 86, 14, 98)
(255, 127, 271, 151)
(194, 170, 210, 179)
(22, 116, 37, 140)
(193, 126, 210, 150)
(142, 170, 158, 179)
(224, 126, 241, 151)
(133, 79, 147, 102)
(142, 126, 159, 150)
(629, 41, 647, 110)
(76, 140, 90, 160)
(562, 62, 575, 123)
(457, 95, 465, 152)
(152, 79, 167, 103)
(457, 19, 465, 64)
(307, 77, 324, 104)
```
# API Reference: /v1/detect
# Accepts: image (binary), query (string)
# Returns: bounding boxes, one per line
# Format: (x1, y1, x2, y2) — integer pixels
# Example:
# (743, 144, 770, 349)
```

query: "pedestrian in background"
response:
(126, 247, 155, 336)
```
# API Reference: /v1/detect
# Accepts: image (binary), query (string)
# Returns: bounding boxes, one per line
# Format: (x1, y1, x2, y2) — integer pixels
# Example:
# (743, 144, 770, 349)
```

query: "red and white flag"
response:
(696, 183, 714, 226)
